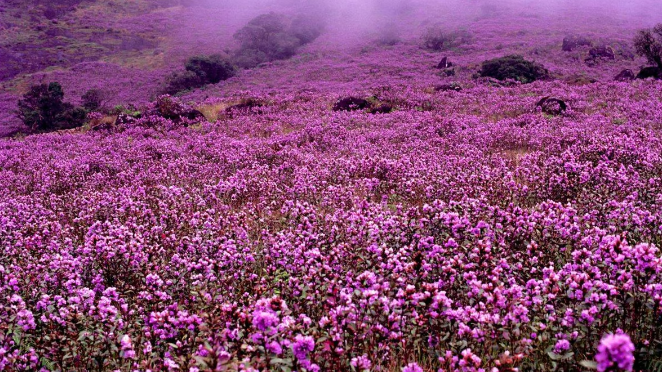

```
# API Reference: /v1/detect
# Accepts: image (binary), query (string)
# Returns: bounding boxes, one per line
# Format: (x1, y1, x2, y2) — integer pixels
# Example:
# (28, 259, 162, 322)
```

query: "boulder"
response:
(536, 96, 567, 116)
(562, 35, 592, 52)
(614, 69, 635, 81)
(332, 97, 370, 112)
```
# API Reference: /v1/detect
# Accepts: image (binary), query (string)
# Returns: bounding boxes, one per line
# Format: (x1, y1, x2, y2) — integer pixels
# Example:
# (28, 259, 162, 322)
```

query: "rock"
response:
(536, 97, 567, 116)
(434, 83, 462, 92)
(436, 56, 453, 69)
(614, 69, 635, 81)
(562, 35, 592, 52)
(369, 104, 394, 114)
(332, 97, 370, 112)
(636, 66, 662, 80)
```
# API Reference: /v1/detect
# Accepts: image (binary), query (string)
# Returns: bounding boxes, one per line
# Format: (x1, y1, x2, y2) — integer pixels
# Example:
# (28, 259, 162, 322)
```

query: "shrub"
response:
(163, 70, 204, 95)
(81, 88, 106, 111)
(163, 54, 235, 95)
(634, 24, 662, 70)
(17, 82, 86, 131)
(233, 12, 324, 69)
(184, 54, 236, 84)
(479, 55, 550, 83)
(422, 27, 472, 51)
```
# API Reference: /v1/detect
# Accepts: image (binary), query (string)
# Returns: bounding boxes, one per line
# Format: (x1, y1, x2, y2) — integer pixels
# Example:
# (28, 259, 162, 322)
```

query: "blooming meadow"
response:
(1, 77, 662, 371)
(1, 1, 662, 371)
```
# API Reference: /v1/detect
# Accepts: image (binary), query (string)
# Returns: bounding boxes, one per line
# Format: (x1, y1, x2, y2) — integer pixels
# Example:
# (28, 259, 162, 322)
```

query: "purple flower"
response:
(266, 341, 283, 355)
(291, 335, 315, 361)
(596, 334, 635, 372)
(350, 354, 372, 370)
(252, 310, 279, 331)
(402, 362, 423, 372)
(554, 339, 570, 353)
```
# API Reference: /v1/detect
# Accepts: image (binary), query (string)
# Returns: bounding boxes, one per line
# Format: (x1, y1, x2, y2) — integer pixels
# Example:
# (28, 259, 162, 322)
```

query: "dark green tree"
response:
(17, 82, 86, 131)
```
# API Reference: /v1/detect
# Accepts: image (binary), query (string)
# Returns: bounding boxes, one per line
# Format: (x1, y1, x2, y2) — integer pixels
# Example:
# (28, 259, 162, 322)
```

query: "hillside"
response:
(0, 1, 662, 371)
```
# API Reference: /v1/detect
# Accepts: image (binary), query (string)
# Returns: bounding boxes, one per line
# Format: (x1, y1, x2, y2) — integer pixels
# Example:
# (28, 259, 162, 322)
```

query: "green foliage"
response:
(479, 55, 550, 83)
(17, 82, 86, 131)
(634, 24, 662, 70)
(185, 55, 236, 84)
(232, 12, 324, 69)
(164, 55, 235, 95)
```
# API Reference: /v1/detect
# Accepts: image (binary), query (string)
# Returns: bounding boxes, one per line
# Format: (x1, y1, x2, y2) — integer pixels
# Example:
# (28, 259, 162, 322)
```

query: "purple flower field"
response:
(1, 0, 662, 371)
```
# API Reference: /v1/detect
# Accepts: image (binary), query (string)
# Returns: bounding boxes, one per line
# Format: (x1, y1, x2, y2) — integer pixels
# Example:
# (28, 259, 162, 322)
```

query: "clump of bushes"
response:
(421, 27, 472, 51)
(164, 54, 236, 95)
(478, 55, 550, 84)
(17, 82, 87, 131)
(232, 12, 325, 68)
(634, 24, 662, 78)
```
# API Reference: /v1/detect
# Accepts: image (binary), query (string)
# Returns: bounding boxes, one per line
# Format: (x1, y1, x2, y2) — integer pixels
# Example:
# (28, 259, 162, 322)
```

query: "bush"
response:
(17, 82, 86, 131)
(634, 24, 662, 70)
(422, 27, 472, 51)
(163, 55, 235, 95)
(479, 55, 550, 84)
(163, 70, 204, 95)
(81, 88, 106, 111)
(233, 12, 324, 69)
(185, 54, 235, 84)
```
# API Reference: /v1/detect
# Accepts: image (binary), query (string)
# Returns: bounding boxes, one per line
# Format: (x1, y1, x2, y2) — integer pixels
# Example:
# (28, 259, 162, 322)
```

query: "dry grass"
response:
(196, 102, 233, 122)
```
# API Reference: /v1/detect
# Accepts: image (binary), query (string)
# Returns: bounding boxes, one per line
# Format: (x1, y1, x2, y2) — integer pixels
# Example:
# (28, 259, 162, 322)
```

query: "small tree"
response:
(634, 24, 662, 70)
(17, 82, 86, 131)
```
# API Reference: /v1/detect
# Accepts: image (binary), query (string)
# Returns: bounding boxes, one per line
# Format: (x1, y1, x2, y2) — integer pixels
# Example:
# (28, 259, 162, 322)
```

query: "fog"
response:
(174, 0, 661, 53)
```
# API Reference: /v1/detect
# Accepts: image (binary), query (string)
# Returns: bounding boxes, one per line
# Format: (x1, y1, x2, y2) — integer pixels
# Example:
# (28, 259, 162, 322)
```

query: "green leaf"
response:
(547, 351, 562, 361)
(579, 360, 597, 369)
(270, 358, 293, 366)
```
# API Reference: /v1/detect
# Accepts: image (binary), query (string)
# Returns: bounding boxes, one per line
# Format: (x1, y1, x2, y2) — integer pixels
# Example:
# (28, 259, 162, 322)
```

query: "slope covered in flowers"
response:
(1, 1, 662, 371)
